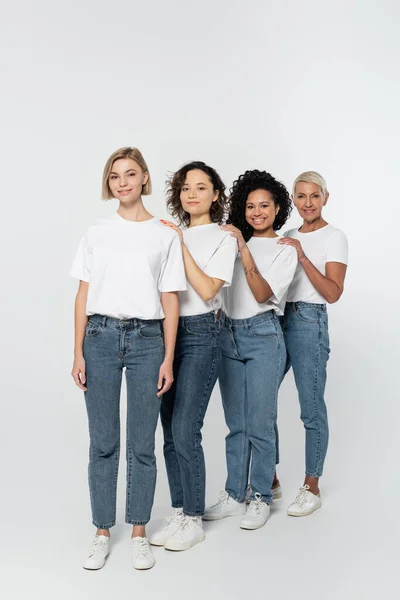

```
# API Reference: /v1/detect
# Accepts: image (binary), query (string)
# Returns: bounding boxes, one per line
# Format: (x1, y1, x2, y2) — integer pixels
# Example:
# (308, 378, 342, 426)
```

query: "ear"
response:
(275, 205, 280, 215)
(323, 192, 329, 206)
(143, 171, 149, 185)
(212, 189, 220, 203)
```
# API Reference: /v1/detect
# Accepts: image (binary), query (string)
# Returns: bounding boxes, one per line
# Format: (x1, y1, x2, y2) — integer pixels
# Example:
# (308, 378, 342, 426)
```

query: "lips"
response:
(118, 189, 133, 196)
(252, 218, 267, 225)
(187, 202, 199, 206)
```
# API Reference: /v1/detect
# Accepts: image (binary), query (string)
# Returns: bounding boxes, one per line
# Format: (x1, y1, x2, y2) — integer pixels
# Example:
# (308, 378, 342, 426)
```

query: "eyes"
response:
(246, 203, 271, 210)
(182, 186, 207, 192)
(109, 171, 136, 180)
(297, 193, 321, 199)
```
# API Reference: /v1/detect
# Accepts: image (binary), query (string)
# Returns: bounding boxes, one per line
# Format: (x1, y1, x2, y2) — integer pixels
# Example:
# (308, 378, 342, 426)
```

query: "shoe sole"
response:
(203, 510, 246, 521)
(287, 504, 321, 517)
(149, 539, 165, 547)
(82, 552, 110, 570)
(240, 520, 269, 530)
(164, 533, 205, 551)
(133, 561, 155, 570)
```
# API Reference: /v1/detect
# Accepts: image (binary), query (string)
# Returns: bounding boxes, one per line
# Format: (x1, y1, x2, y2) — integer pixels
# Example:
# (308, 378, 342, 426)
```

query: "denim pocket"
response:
(295, 305, 320, 323)
(85, 322, 102, 337)
(184, 322, 215, 337)
(249, 320, 276, 338)
(138, 322, 163, 339)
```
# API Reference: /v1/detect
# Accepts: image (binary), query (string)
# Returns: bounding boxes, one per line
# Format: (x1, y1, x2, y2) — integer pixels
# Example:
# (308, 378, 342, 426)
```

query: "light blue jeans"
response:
(219, 311, 286, 504)
(279, 302, 331, 477)
(83, 314, 164, 528)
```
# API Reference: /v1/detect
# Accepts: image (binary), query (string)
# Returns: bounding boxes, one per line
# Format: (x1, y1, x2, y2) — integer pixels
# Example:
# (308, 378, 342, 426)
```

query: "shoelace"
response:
(133, 538, 150, 558)
(293, 485, 311, 507)
(209, 490, 229, 509)
(247, 492, 264, 515)
(175, 517, 198, 539)
(160, 512, 183, 532)
(89, 537, 108, 557)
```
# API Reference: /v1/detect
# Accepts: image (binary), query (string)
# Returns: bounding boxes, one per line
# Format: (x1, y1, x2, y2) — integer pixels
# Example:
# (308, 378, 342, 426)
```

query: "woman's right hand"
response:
(72, 355, 87, 391)
(220, 224, 247, 252)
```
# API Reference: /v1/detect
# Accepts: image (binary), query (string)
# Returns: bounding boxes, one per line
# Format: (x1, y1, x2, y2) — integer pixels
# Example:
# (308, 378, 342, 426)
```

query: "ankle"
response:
(304, 476, 319, 495)
(96, 529, 110, 538)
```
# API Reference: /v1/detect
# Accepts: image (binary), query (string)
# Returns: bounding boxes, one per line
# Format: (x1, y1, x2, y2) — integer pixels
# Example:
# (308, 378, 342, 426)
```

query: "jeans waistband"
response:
(88, 314, 162, 328)
(286, 302, 326, 310)
(179, 310, 222, 326)
(223, 309, 276, 328)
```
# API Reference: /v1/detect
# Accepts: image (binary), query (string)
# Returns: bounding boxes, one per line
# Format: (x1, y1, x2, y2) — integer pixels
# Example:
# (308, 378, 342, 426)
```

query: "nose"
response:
(304, 196, 313, 206)
(188, 189, 197, 199)
(120, 179, 127, 188)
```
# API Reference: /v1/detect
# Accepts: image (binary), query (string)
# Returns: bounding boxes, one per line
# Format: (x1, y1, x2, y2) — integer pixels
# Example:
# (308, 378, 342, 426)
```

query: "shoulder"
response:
(151, 219, 181, 244)
(325, 224, 348, 244)
(283, 227, 298, 238)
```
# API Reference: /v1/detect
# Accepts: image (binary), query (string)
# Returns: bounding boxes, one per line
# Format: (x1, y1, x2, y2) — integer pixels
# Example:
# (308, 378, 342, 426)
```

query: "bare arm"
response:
(279, 238, 347, 303)
(240, 244, 274, 303)
(157, 291, 180, 397)
(71, 280, 89, 390)
(181, 245, 225, 302)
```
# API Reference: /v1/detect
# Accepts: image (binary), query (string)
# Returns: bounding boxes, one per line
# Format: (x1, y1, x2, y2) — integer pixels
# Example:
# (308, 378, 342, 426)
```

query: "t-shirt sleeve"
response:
(158, 233, 187, 292)
(326, 230, 348, 265)
(70, 235, 92, 282)
(263, 245, 298, 303)
(204, 235, 238, 286)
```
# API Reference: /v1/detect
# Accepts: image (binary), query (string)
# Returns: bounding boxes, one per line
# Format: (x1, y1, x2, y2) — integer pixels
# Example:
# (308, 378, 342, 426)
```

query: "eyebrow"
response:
(110, 169, 136, 175)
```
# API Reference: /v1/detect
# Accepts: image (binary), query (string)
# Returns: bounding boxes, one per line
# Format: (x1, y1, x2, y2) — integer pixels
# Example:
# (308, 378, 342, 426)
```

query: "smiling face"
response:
(108, 158, 148, 204)
(179, 169, 219, 221)
(245, 189, 279, 236)
(293, 181, 328, 223)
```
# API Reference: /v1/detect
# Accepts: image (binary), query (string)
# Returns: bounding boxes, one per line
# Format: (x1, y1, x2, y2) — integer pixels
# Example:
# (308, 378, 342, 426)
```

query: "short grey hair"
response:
(293, 171, 328, 197)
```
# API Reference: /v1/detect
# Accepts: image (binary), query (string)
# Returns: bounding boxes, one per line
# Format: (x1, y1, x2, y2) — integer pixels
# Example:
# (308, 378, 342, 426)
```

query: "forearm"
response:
(74, 288, 88, 357)
(182, 245, 222, 302)
(161, 292, 180, 361)
(300, 257, 343, 303)
(240, 245, 273, 303)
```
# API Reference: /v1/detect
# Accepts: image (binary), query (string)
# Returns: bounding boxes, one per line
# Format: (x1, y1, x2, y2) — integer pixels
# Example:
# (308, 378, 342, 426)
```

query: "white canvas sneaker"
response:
(246, 484, 282, 502)
(203, 490, 246, 520)
(132, 537, 155, 570)
(287, 484, 321, 517)
(164, 516, 205, 551)
(150, 509, 183, 546)
(240, 493, 271, 530)
(82, 535, 110, 570)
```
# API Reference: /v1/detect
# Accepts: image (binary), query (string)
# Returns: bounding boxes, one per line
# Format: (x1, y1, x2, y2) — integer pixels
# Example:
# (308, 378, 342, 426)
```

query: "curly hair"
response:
(227, 170, 292, 241)
(166, 161, 228, 227)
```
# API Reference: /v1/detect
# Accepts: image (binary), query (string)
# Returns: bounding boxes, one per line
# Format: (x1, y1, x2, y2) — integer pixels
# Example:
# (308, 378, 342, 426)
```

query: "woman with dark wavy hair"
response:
(150, 161, 237, 551)
(204, 170, 297, 530)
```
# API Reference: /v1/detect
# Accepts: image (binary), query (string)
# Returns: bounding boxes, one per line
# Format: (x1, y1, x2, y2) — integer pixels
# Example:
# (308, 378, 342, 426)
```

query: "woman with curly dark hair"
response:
(204, 169, 297, 530)
(149, 161, 237, 551)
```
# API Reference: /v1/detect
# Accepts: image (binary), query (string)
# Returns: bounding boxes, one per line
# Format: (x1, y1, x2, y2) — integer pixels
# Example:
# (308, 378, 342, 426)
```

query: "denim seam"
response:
(311, 317, 323, 476)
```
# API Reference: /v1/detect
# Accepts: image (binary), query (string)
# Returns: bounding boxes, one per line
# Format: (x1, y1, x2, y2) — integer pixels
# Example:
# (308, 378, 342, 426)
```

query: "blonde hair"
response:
(102, 147, 152, 199)
(292, 171, 328, 197)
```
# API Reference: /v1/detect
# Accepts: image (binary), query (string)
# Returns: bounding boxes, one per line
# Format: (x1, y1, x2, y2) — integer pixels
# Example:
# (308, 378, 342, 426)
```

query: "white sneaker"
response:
(132, 537, 155, 570)
(82, 535, 110, 570)
(287, 485, 321, 517)
(164, 516, 205, 551)
(203, 490, 246, 520)
(150, 508, 183, 546)
(246, 484, 282, 502)
(240, 493, 271, 530)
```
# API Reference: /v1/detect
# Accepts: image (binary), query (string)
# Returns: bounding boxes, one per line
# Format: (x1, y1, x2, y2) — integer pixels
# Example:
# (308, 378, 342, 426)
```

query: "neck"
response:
(252, 227, 278, 239)
(117, 198, 153, 222)
(189, 214, 212, 228)
(299, 216, 328, 233)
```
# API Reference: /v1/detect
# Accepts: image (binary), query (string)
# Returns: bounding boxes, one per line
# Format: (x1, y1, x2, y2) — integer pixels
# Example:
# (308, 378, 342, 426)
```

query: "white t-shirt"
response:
(70, 214, 187, 320)
(285, 223, 348, 304)
(179, 223, 237, 317)
(224, 237, 298, 319)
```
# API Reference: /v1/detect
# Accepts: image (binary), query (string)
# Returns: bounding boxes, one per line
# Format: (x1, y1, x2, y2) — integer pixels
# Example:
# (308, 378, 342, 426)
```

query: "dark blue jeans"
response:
(161, 312, 221, 516)
(279, 302, 331, 477)
(219, 311, 286, 504)
(83, 314, 164, 528)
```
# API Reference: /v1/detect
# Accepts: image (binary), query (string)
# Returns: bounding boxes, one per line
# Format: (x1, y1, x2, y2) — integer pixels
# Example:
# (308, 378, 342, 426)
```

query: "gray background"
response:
(1, 1, 399, 598)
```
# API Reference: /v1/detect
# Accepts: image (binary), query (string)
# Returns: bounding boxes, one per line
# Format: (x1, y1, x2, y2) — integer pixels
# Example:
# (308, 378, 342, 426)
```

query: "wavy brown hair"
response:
(166, 161, 228, 227)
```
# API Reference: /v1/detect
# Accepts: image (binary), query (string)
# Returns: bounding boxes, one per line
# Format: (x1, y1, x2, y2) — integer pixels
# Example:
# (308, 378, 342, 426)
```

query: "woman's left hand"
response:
(161, 219, 184, 243)
(157, 358, 174, 397)
(278, 237, 306, 261)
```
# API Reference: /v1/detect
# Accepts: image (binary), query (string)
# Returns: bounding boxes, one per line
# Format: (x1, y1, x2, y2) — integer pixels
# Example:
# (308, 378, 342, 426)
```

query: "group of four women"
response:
(71, 146, 348, 570)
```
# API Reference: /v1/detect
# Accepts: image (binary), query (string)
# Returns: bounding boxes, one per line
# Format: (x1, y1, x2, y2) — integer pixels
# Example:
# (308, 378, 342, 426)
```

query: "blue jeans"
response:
(280, 302, 331, 477)
(161, 312, 221, 516)
(83, 314, 164, 528)
(219, 311, 286, 504)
